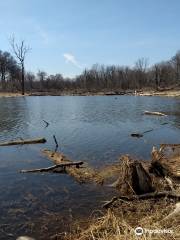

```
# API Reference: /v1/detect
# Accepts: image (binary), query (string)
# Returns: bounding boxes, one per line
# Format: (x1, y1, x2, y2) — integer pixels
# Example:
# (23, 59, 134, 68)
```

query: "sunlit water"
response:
(0, 96, 179, 239)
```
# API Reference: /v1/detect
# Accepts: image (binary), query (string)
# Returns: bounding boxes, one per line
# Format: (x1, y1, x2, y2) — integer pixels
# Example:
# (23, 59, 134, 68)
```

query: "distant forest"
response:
(0, 49, 180, 94)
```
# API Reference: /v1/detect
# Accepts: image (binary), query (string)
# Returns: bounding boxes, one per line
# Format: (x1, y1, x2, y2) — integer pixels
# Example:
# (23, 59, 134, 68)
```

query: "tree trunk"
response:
(21, 63, 25, 95)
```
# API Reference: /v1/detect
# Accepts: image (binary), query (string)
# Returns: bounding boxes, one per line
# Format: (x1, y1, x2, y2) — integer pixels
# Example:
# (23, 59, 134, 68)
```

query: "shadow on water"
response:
(0, 96, 179, 239)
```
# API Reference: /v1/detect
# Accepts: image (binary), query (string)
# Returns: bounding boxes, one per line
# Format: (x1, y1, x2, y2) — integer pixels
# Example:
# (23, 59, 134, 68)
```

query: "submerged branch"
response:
(20, 161, 84, 173)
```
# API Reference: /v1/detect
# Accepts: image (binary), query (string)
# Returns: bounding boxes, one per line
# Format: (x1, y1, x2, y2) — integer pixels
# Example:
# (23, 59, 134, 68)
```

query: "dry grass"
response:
(60, 197, 179, 240)
(0, 92, 29, 97)
(59, 146, 180, 240)
(42, 147, 180, 240)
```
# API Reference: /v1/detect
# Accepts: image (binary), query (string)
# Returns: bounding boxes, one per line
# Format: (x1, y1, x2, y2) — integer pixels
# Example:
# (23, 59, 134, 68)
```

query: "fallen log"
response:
(144, 111, 167, 116)
(0, 138, 46, 146)
(103, 191, 180, 208)
(20, 161, 84, 173)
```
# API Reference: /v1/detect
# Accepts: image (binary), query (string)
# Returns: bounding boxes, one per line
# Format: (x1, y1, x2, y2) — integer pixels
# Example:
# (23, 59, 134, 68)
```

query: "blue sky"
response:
(0, 0, 180, 77)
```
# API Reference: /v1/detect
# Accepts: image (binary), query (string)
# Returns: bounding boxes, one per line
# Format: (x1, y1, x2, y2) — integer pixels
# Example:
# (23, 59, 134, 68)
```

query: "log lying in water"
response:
(144, 111, 167, 116)
(0, 138, 46, 146)
(103, 191, 180, 208)
(20, 161, 84, 173)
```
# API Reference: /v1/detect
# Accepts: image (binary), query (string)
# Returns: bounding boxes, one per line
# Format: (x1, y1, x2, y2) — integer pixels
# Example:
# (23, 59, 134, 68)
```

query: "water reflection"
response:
(0, 97, 29, 141)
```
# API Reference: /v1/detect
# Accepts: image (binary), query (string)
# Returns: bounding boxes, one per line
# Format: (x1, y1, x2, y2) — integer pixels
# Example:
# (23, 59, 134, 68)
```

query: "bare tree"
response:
(37, 70, 47, 91)
(10, 37, 30, 95)
(171, 51, 180, 84)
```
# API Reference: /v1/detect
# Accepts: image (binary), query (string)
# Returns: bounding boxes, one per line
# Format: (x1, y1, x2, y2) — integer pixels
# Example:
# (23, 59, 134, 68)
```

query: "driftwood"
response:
(144, 111, 167, 116)
(0, 138, 46, 146)
(20, 161, 84, 173)
(103, 191, 180, 208)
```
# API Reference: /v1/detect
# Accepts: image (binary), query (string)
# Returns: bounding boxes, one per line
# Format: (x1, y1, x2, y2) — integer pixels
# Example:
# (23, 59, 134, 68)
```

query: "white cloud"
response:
(63, 53, 82, 68)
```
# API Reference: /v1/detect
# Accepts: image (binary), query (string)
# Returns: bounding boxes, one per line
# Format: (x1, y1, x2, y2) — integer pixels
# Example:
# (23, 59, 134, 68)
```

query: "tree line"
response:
(0, 42, 180, 94)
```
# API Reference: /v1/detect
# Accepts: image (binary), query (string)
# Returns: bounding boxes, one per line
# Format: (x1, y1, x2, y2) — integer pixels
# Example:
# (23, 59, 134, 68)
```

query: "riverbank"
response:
(138, 89, 180, 97)
(63, 197, 179, 240)
(61, 145, 180, 240)
(0, 89, 180, 98)
(0, 92, 29, 97)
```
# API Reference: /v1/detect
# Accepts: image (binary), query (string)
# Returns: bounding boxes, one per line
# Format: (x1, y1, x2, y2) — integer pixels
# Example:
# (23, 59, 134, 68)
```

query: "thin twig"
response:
(43, 120, 49, 128)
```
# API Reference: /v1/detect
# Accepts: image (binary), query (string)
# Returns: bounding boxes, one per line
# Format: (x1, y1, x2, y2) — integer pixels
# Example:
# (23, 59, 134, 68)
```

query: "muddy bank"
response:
(0, 92, 29, 97)
(138, 89, 180, 97)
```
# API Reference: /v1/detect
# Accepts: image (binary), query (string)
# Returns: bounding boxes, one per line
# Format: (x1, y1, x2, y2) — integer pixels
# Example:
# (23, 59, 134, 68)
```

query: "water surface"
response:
(0, 96, 179, 239)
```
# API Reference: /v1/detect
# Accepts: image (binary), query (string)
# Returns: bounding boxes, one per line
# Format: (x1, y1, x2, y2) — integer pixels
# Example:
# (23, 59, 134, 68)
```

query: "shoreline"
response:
(0, 89, 180, 98)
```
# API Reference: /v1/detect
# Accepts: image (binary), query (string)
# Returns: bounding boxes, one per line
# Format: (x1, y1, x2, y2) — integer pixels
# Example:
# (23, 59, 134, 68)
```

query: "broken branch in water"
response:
(131, 133, 143, 138)
(131, 128, 153, 137)
(103, 191, 180, 208)
(0, 138, 46, 146)
(20, 161, 84, 173)
(131, 123, 168, 138)
(53, 135, 59, 152)
(43, 120, 49, 128)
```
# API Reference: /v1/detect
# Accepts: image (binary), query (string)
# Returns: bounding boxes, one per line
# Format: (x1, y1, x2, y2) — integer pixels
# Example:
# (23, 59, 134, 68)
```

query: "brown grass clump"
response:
(42, 149, 103, 184)
(61, 197, 179, 240)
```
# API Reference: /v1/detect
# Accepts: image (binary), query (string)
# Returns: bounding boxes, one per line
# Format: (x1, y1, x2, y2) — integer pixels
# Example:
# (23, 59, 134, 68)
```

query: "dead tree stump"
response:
(113, 155, 154, 195)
